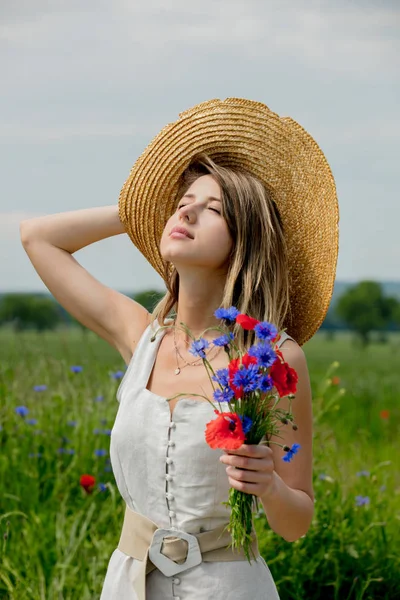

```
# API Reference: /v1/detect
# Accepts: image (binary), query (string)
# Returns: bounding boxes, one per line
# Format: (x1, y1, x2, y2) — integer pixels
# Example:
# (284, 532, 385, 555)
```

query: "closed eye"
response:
(177, 204, 220, 214)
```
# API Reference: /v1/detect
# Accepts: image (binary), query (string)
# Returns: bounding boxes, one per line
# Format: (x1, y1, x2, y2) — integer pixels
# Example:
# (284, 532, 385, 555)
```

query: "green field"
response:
(0, 329, 398, 599)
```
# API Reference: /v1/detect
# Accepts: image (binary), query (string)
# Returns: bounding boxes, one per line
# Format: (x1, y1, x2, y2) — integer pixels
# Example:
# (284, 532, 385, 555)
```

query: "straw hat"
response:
(118, 97, 339, 346)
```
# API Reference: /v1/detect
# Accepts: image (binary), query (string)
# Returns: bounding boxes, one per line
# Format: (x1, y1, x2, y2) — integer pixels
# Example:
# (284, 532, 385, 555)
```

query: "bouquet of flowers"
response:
(169, 305, 299, 562)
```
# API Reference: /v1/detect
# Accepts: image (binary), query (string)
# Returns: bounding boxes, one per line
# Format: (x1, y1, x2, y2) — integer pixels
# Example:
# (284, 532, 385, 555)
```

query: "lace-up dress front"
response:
(100, 319, 291, 599)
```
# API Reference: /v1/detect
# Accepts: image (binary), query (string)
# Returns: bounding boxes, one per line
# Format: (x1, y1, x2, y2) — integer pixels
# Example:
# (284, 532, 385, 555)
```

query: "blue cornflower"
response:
(98, 483, 108, 492)
(70, 365, 83, 373)
(239, 415, 253, 434)
(257, 373, 274, 392)
(356, 470, 370, 477)
(94, 449, 107, 457)
(104, 464, 112, 472)
(254, 322, 278, 342)
(33, 385, 47, 392)
(189, 338, 209, 359)
(57, 448, 66, 454)
(355, 495, 370, 507)
(94, 395, 104, 402)
(65, 448, 75, 455)
(93, 428, 101, 434)
(26, 418, 38, 425)
(15, 406, 29, 417)
(214, 306, 240, 322)
(103, 429, 112, 435)
(248, 343, 276, 368)
(212, 368, 229, 388)
(67, 420, 77, 427)
(213, 387, 235, 403)
(112, 371, 124, 380)
(282, 443, 301, 463)
(232, 365, 259, 393)
(213, 333, 234, 347)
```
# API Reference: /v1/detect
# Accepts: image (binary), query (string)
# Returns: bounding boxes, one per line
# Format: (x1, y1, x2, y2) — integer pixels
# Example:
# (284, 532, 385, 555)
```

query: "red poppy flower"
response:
(270, 358, 298, 397)
(379, 409, 390, 420)
(236, 314, 260, 330)
(331, 376, 340, 386)
(80, 474, 96, 494)
(228, 353, 258, 399)
(205, 410, 245, 449)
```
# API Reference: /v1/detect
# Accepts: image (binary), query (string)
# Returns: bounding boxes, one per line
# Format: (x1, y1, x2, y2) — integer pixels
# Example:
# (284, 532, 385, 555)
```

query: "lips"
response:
(170, 226, 194, 239)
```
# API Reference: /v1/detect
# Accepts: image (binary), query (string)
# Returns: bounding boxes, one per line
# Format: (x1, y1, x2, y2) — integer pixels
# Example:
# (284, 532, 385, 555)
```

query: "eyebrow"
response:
(182, 193, 221, 203)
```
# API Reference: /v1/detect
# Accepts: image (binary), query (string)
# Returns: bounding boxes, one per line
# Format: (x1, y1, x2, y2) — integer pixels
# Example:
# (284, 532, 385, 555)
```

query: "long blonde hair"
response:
(150, 153, 292, 351)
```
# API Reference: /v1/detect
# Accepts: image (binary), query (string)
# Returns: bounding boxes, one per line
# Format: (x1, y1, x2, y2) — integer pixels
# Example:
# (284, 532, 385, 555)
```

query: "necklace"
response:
(172, 321, 223, 375)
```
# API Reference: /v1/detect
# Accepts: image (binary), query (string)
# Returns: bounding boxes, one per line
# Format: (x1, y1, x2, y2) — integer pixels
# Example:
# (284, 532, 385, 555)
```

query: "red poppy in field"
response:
(236, 314, 260, 330)
(205, 410, 245, 450)
(270, 358, 298, 397)
(379, 409, 390, 420)
(80, 474, 96, 494)
(331, 376, 340, 386)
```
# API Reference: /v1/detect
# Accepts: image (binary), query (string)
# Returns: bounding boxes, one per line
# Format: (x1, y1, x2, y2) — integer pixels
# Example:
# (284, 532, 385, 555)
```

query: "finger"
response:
(222, 444, 272, 459)
(220, 453, 273, 472)
(228, 478, 266, 495)
(226, 465, 269, 483)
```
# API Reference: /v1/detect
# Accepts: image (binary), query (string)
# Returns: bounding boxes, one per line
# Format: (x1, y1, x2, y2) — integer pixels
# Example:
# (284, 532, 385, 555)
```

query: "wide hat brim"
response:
(119, 97, 339, 346)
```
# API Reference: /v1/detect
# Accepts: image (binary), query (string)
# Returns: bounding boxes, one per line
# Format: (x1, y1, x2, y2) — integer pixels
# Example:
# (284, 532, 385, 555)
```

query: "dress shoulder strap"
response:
(275, 330, 296, 349)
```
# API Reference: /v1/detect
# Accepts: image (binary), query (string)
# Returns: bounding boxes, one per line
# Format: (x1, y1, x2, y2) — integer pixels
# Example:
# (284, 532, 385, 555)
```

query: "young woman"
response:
(20, 98, 339, 599)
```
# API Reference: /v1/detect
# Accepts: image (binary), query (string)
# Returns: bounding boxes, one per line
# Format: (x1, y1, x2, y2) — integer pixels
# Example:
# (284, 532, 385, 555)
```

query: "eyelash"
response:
(177, 204, 221, 214)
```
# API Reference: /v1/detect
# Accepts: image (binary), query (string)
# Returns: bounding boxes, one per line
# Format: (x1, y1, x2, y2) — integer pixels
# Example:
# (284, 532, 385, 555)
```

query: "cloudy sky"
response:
(1, 0, 399, 293)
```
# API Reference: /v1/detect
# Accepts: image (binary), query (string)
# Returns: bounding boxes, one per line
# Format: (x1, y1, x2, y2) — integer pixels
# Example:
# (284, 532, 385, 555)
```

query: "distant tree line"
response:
(0, 282, 399, 346)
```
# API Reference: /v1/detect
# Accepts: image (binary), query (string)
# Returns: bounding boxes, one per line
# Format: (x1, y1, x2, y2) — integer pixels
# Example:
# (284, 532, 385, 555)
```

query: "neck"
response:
(172, 268, 227, 344)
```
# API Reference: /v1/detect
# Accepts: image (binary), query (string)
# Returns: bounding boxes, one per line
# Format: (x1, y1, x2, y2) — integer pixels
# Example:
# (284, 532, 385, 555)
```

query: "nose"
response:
(178, 204, 196, 223)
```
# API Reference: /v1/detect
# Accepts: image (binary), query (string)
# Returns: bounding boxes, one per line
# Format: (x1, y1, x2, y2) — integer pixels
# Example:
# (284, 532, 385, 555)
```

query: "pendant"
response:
(174, 368, 180, 375)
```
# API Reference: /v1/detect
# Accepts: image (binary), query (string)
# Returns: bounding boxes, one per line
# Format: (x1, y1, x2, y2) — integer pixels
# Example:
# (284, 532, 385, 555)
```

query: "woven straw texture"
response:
(118, 98, 339, 346)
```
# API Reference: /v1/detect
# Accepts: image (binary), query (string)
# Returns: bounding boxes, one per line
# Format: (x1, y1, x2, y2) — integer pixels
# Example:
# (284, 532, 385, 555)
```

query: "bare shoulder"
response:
(114, 295, 152, 366)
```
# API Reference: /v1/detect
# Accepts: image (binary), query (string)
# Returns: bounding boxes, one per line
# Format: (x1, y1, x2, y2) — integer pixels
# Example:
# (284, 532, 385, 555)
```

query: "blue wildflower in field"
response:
(248, 343, 276, 368)
(70, 365, 83, 373)
(112, 371, 124, 380)
(189, 338, 210, 359)
(93, 428, 101, 434)
(282, 443, 301, 463)
(26, 418, 38, 425)
(213, 387, 235, 403)
(213, 333, 234, 347)
(239, 415, 253, 434)
(355, 495, 370, 506)
(58, 447, 75, 455)
(214, 306, 240, 322)
(254, 321, 278, 342)
(98, 483, 108, 492)
(94, 395, 104, 402)
(232, 364, 259, 393)
(15, 406, 29, 417)
(103, 429, 112, 435)
(104, 464, 112, 472)
(356, 470, 370, 477)
(33, 385, 47, 392)
(95, 449, 107, 457)
(67, 420, 77, 427)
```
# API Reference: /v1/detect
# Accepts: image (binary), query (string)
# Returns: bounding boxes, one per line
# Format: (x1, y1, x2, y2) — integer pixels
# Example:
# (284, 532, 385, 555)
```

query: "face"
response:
(160, 174, 233, 272)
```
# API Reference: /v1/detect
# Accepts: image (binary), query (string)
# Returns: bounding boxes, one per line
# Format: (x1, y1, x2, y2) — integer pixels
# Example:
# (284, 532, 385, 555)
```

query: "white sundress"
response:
(100, 319, 293, 599)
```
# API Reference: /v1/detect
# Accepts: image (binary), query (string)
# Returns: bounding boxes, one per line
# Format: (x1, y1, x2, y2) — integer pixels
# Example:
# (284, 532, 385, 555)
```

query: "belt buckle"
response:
(148, 528, 202, 577)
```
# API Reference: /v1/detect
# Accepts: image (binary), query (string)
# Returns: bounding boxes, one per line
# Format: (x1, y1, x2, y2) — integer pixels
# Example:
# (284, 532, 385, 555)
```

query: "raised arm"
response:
(20, 206, 150, 364)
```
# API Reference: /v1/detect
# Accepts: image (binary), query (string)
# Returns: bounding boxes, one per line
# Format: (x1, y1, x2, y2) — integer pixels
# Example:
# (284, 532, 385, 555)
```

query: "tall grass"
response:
(0, 329, 398, 599)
